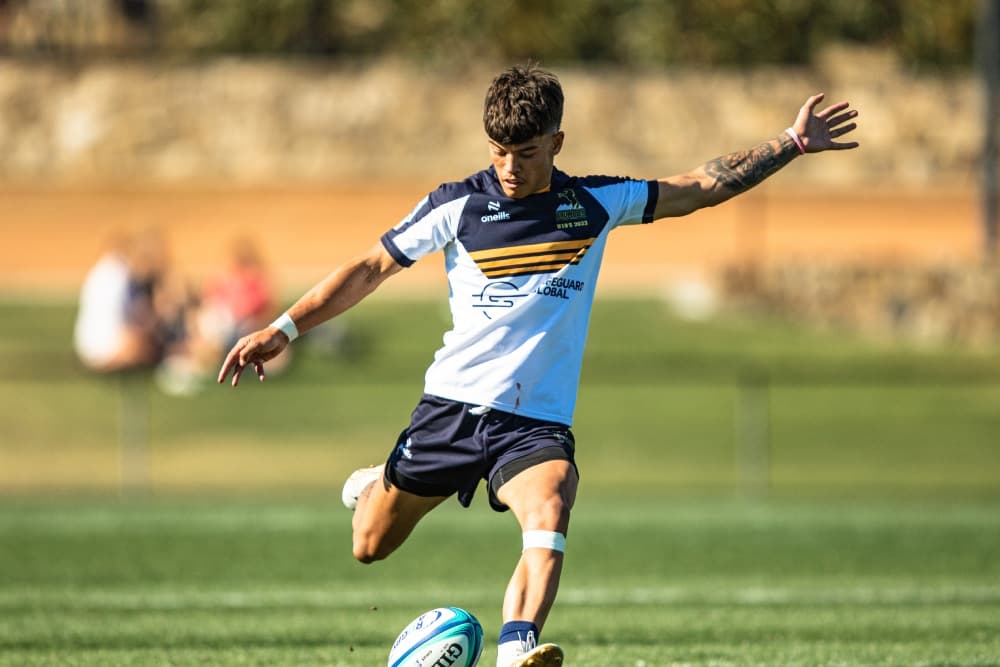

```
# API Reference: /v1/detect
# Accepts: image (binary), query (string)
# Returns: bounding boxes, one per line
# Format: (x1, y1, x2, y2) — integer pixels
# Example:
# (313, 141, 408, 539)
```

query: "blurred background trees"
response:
(0, 0, 979, 69)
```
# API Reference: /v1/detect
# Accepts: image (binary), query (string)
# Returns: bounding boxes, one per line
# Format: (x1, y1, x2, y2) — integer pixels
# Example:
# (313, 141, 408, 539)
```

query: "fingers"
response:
(216, 337, 268, 387)
(815, 99, 850, 119)
(803, 97, 858, 151)
(824, 106, 859, 146)
(829, 122, 857, 138)
(229, 353, 264, 387)
(803, 93, 825, 114)
(826, 109, 858, 128)
(230, 362, 246, 387)
(217, 344, 243, 384)
(794, 93, 830, 136)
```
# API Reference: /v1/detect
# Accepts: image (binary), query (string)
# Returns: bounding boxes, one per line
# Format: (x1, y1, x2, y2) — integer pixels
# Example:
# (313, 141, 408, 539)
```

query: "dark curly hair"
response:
(483, 64, 564, 145)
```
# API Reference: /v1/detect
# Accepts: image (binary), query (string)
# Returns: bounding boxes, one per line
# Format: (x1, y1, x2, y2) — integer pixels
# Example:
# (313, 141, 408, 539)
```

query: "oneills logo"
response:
(481, 200, 511, 222)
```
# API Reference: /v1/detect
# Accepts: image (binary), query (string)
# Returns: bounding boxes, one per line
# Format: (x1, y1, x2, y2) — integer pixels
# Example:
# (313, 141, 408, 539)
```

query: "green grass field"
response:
(2, 298, 1000, 665)
(3, 498, 998, 666)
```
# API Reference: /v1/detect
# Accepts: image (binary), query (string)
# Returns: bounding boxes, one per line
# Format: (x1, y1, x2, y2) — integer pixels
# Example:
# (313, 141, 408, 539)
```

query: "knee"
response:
(353, 550, 380, 565)
(352, 545, 382, 565)
(528, 495, 572, 532)
(352, 529, 394, 564)
(352, 534, 385, 564)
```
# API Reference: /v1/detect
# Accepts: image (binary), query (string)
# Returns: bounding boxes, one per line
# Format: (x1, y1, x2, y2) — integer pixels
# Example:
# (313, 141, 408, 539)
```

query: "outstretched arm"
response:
(654, 93, 859, 219)
(217, 241, 402, 386)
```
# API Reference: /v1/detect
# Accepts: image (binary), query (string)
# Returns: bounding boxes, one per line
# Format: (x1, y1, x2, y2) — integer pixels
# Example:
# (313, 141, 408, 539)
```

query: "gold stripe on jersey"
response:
(469, 238, 594, 278)
(476, 250, 588, 270)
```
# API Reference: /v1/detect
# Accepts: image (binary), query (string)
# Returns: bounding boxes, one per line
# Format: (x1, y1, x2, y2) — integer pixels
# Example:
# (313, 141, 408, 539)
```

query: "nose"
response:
(503, 153, 522, 176)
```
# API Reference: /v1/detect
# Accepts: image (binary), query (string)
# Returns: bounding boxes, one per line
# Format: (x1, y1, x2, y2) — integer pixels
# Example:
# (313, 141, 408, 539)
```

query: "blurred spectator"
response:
(75, 231, 285, 392)
(155, 236, 287, 395)
(198, 236, 275, 351)
(74, 228, 195, 375)
(73, 231, 158, 372)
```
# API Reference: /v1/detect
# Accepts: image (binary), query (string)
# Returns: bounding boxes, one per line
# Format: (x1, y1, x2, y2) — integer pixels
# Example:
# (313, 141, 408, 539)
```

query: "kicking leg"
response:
(350, 470, 447, 564)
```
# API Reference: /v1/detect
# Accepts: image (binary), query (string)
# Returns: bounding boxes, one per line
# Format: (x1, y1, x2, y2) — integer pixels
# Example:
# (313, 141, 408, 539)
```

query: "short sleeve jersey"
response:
(381, 166, 658, 426)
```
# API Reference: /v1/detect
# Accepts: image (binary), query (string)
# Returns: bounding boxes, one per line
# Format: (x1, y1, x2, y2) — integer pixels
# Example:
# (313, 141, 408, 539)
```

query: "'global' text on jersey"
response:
(536, 277, 586, 300)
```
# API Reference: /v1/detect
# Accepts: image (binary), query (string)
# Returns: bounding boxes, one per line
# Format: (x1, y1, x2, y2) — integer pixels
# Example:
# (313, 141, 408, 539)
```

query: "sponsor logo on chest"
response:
(535, 277, 586, 300)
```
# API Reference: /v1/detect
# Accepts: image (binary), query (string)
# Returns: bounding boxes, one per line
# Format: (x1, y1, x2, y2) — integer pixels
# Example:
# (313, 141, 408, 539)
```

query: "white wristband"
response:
(271, 312, 299, 342)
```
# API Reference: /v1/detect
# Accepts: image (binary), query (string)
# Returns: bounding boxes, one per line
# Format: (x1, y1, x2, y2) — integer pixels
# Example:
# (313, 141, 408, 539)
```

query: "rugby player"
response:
(218, 64, 859, 667)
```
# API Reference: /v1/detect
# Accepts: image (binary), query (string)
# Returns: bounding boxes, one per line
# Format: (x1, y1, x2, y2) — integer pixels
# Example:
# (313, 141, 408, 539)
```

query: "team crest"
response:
(555, 189, 588, 229)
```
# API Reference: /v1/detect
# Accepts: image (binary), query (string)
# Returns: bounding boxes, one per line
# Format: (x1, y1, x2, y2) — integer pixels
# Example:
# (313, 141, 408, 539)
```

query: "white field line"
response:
(1, 584, 998, 611)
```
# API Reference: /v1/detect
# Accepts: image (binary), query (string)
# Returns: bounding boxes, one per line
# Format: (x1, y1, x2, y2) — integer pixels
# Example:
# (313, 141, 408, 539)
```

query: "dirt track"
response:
(0, 183, 988, 491)
(0, 184, 983, 298)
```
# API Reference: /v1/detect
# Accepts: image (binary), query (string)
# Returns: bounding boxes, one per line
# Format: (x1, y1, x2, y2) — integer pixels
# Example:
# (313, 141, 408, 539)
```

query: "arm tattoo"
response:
(704, 134, 799, 194)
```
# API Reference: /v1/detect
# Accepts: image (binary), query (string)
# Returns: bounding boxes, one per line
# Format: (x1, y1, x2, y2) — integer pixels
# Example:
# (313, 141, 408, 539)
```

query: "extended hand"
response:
(792, 93, 859, 153)
(217, 327, 288, 387)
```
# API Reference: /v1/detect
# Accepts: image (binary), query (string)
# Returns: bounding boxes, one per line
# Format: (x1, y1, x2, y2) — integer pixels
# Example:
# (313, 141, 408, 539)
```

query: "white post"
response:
(118, 371, 151, 495)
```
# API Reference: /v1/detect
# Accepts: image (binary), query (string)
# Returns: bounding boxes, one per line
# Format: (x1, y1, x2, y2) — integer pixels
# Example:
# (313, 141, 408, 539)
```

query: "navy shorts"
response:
(383, 394, 577, 512)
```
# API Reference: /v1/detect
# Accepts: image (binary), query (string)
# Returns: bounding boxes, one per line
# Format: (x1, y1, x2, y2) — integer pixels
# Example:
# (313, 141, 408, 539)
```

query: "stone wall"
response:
(721, 262, 1000, 347)
(3, 54, 996, 345)
(0, 49, 985, 186)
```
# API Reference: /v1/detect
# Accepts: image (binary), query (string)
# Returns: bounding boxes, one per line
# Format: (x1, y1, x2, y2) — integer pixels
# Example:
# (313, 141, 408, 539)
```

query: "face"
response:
(488, 131, 564, 199)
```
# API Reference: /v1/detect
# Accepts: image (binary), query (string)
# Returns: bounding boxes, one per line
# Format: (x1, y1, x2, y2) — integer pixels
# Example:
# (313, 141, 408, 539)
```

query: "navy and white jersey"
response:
(381, 166, 658, 426)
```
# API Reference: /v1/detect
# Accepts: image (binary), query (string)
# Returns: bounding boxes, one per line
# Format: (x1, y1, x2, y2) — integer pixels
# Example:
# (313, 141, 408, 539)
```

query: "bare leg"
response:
(351, 477, 447, 563)
(495, 459, 578, 629)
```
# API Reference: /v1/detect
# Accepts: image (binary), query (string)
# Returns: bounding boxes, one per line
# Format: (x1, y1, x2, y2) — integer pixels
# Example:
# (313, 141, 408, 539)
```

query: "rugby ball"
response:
(388, 607, 484, 667)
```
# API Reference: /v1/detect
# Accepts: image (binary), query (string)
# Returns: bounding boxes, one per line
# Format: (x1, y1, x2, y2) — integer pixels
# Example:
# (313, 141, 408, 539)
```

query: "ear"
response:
(551, 131, 565, 156)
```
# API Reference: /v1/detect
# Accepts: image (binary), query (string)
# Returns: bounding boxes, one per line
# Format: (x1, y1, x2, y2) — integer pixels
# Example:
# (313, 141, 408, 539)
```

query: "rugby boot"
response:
(341, 465, 383, 510)
(508, 643, 564, 667)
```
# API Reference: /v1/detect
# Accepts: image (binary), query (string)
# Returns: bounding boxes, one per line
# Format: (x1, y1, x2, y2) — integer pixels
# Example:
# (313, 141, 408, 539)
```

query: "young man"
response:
(218, 65, 859, 666)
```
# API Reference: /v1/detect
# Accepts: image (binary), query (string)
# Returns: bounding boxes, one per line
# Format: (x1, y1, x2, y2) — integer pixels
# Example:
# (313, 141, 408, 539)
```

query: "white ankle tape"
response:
(522, 530, 566, 552)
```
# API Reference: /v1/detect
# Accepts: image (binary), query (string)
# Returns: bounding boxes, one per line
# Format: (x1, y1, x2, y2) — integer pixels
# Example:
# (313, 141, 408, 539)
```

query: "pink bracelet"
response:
(785, 127, 806, 155)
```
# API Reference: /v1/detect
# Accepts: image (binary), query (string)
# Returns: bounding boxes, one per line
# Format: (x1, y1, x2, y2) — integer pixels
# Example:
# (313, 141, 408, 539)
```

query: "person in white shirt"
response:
(74, 234, 159, 373)
(218, 65, 859, 667)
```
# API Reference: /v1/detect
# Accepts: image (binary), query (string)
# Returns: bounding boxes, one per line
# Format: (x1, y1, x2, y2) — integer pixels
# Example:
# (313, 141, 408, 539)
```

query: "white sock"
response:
(496, 640, 524, 667)
(496, 621, 537, 667)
